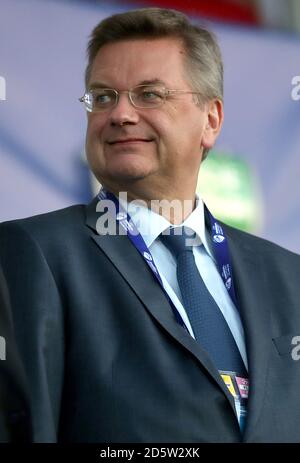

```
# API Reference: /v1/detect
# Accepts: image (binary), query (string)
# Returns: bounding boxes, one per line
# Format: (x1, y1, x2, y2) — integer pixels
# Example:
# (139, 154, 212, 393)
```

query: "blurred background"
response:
(0, 0, 299, 252)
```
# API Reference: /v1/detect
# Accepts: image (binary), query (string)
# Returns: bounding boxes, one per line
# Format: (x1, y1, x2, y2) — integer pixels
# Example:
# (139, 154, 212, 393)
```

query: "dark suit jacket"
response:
(0, 267, 32, 442)
(0, 197, 300, 443)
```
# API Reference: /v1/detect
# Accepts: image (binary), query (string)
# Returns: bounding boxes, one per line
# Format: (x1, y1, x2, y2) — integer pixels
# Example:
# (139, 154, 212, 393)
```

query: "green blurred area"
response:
(197, 151, 262, 233)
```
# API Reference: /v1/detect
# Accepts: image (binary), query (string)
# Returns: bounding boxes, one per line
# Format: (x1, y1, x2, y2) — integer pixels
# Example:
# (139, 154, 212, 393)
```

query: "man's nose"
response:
(109, 92, 139, 126)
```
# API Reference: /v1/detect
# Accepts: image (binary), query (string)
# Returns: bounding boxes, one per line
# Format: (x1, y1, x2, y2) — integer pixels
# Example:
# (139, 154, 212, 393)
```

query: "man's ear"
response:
(202, 99, 224, 150)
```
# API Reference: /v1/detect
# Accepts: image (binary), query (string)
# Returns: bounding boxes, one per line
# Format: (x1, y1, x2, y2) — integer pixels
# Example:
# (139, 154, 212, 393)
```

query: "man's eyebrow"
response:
(88, 78, 166, 90)
(138, 79, 166, 86)
(89, 81, 110, 90)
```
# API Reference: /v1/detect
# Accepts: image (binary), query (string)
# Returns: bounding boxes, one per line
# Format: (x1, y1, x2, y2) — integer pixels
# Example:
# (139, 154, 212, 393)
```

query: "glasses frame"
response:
(78, 84, 202, 113)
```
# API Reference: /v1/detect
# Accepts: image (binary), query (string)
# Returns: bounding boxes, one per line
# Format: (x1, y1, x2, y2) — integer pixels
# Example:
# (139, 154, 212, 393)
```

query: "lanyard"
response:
(205, 206, 239, 308)
(98, 188, 240, 324)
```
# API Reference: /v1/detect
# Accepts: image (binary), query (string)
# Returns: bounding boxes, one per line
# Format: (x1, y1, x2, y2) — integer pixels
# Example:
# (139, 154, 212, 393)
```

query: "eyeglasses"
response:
(79, 84, 201, 112)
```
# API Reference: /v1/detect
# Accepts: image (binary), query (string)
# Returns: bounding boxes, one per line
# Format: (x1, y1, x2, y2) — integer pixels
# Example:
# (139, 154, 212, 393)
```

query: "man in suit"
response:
(0, 267, 32, 442)
(1, 8, 300, 442)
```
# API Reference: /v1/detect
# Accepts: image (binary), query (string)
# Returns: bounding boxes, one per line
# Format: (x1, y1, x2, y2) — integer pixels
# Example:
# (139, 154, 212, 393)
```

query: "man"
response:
(0, 267, 32, 442)
(1, 7, 300, 442)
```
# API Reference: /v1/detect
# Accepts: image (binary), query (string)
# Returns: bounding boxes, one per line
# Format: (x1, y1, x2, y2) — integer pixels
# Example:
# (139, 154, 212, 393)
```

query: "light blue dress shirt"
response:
(119, 195, 248, 371)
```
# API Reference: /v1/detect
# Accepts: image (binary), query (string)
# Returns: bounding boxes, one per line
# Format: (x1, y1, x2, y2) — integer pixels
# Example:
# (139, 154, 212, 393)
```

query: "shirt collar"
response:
(118, 194, 214, 259)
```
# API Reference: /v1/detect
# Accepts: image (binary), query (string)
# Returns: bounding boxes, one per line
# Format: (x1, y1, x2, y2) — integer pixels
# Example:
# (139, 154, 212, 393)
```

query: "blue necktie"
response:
(161, 226, 247, 377)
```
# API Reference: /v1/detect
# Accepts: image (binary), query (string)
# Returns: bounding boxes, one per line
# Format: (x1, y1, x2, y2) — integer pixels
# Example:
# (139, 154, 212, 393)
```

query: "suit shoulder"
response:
(0, 204, 86, 238)
(0, 204, 91, 273)
(223, 222, 300, 263)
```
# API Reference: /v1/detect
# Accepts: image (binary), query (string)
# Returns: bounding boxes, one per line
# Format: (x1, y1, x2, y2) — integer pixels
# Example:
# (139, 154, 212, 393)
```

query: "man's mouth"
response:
(107, 138, 153, 145)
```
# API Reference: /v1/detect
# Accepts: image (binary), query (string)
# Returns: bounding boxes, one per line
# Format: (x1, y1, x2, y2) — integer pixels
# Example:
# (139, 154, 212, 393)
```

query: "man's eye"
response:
(140, 89, 164, 100)
(94, 92, 114, 105)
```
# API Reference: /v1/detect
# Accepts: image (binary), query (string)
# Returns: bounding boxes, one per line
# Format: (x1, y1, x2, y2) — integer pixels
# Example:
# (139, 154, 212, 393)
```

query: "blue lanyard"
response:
(205, 206, 239, 309)
(98, 188, 240, 325)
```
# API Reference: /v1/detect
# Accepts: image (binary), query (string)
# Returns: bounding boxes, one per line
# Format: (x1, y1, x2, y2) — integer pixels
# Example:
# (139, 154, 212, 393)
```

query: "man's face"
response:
(85, 37, 222, 196)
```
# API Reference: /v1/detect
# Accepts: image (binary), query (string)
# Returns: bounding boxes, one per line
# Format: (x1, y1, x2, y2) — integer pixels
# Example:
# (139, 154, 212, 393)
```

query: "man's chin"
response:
(106, 164, 155, 183)
(96, 169, 152, 190)
(109, 171, 149, 183)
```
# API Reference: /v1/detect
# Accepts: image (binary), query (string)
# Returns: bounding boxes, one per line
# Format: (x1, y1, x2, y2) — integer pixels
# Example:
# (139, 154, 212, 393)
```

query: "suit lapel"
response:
(225, 226, 272, 441)
(86, 198, 237, 417)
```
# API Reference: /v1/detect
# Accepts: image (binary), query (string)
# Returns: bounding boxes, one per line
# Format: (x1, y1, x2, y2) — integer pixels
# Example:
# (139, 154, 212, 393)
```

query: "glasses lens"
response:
(89, 89, 117, 111)
(131, 85, 165, 108)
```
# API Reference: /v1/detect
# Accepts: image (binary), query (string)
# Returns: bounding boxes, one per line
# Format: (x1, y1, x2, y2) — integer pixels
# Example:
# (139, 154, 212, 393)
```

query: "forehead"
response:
(89, 37, 188, 88)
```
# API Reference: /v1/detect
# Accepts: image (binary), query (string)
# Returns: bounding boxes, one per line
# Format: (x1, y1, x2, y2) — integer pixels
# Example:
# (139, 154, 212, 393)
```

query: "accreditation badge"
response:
(220, 371, 249, 432)
(236, 376, 249, 399)
(220, 373, 238, 398)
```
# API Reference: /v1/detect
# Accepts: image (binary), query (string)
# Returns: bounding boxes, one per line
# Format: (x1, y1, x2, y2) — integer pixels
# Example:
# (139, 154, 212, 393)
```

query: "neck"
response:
(104, 184, 197, 225)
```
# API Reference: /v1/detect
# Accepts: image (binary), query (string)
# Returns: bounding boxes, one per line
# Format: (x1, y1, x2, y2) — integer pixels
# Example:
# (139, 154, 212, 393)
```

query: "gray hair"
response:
(85, 7, 223, 102)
